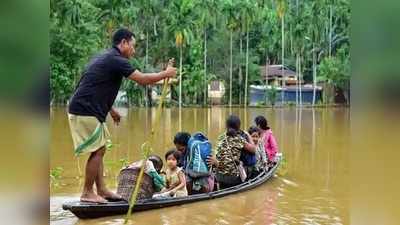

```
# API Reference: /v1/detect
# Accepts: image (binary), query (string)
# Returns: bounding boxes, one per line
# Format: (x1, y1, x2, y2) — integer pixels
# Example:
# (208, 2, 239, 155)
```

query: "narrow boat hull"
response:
(63, 155, 281, 219)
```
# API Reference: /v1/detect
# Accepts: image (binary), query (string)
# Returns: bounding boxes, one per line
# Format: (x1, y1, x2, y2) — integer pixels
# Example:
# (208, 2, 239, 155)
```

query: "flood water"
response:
(50, 106, 349, 225)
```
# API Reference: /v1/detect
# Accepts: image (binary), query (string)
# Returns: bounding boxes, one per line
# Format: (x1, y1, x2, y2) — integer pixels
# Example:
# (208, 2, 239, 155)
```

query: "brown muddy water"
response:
(50, 107, 349, 225)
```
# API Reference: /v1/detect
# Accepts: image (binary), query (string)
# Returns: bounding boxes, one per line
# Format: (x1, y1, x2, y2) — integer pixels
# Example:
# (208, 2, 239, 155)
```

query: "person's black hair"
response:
(165, 149, 181, 161)
(255, 115, 270, 130)
(173, 132, 191, 146)
(148, 155, 163, 173)
(248, 126, 260, 135)
(112, 28, 135, 46)
(226, 115, 241, 137)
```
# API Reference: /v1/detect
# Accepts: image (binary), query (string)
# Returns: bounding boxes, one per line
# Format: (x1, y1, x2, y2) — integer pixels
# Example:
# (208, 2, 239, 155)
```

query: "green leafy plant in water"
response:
(277, 155, 288, 176)
(50, 167, 64, 186)
(119, 158, 129, 168)
(105, 139, 113, 150)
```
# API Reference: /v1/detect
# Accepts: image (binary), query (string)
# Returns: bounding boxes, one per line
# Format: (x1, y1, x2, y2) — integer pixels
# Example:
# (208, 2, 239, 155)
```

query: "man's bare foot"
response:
(98, 189, 123, 201)
(80, 192, 107, 204)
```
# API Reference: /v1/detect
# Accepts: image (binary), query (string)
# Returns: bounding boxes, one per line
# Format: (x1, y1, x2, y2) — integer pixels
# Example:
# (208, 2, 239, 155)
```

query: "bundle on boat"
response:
(116, 165, 155, 201)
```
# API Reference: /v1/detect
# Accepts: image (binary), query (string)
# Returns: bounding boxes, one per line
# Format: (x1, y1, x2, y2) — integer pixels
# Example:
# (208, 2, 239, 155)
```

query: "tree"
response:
(318, 49, 349, 104)
(50, 0, 350, 107)
(222, 0, 240, 107)
(166, 0, 197, 108)
(241, 0, 257, 106)
(195, 0, 219, 106)
(276, 0, 286, 105)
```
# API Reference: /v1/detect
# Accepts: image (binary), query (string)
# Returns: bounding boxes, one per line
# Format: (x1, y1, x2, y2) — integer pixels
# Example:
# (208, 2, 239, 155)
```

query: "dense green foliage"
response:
(50, 0, 350, 106)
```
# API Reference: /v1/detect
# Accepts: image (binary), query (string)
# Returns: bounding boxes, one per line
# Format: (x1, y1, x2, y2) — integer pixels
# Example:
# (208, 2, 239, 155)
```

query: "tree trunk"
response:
(296, 54, 299, 106)
(244, 23, 249, 107)
(179, 45, 183, 109)
(229, 29, 233, 107)
(299, 54, 302, 106)
(239, 36, 242, 105)
(312, 43, 317, 105)
(265, 54, 268, 105)
(290, 25, 293, 55)
(281, 15, 285, 105)
(204, 28, 207, 106)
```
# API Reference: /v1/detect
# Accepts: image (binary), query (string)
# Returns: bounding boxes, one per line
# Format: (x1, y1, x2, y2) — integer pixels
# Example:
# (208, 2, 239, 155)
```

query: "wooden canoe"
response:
(63, 154, 281, 219)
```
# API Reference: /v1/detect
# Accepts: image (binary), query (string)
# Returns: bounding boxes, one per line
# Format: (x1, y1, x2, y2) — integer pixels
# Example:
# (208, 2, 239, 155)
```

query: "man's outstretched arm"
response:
(128, 64, 176, 85)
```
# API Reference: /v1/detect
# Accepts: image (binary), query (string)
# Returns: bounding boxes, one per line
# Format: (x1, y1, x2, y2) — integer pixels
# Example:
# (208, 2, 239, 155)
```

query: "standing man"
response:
(68, 28, 176, 203)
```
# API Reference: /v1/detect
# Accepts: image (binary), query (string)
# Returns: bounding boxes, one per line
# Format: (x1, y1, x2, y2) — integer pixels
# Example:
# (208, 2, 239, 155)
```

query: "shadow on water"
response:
(50, 107, 349, 225)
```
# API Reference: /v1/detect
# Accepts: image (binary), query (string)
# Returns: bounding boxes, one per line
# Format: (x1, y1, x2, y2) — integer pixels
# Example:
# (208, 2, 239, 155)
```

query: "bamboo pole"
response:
(124, 59, 173, 223)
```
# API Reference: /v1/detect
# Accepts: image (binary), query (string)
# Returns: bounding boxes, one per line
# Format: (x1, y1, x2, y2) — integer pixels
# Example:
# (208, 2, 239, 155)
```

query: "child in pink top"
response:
(255, 116, 279, 163)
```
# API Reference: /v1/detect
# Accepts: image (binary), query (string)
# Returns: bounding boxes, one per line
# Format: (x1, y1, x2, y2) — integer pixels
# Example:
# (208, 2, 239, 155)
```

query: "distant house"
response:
(260, 64, 301, 86)
(250, 65, 323, 105)
(208, 80, 225, 105)
(250, 85, 323, 105)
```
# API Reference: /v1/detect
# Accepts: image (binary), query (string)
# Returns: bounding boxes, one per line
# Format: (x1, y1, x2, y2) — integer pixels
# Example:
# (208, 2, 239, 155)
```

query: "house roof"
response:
(260, 65, 296, 79)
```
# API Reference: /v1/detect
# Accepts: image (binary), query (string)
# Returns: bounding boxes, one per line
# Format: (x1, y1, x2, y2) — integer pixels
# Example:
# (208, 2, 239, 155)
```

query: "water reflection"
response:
(50, 107, 349, 225)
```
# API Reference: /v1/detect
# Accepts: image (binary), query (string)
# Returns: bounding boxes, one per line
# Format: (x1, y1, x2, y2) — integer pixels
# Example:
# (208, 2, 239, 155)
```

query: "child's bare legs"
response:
(80, 147, 107, 203)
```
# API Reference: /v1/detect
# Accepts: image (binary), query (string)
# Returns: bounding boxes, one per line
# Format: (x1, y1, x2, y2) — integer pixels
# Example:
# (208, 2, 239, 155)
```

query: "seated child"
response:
(248, 126, 268, 177)
(147, 155, 166, 192)
(255, 116, 279, 167)
(153, 150, 188, 199)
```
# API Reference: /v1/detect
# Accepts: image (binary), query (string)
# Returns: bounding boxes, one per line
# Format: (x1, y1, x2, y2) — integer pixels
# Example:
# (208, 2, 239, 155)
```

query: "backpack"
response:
(238, 130, 256, 167)
(240, 151, 256, 167)
(185, 132, 212, 178)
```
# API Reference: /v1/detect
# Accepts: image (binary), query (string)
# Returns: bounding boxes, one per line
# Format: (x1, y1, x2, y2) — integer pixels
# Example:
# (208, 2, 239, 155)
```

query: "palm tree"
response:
(167, 0, 196, 109)
(276, 0, 286, 105)
(308, 1, 323, 106)
(196, 0, 219, 106)
(222, 0, 239, 107)
(241, 0, 257, 107)
(136, 0, 160, 107)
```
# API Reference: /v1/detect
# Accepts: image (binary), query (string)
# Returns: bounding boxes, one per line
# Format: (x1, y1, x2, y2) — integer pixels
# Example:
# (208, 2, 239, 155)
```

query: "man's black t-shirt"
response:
(68, 47, 135, 122)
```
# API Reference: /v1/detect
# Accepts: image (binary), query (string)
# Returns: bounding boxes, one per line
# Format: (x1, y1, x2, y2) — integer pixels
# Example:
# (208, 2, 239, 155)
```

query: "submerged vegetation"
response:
(50, 0, 349, 106)
(50, 166, 64, 187)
